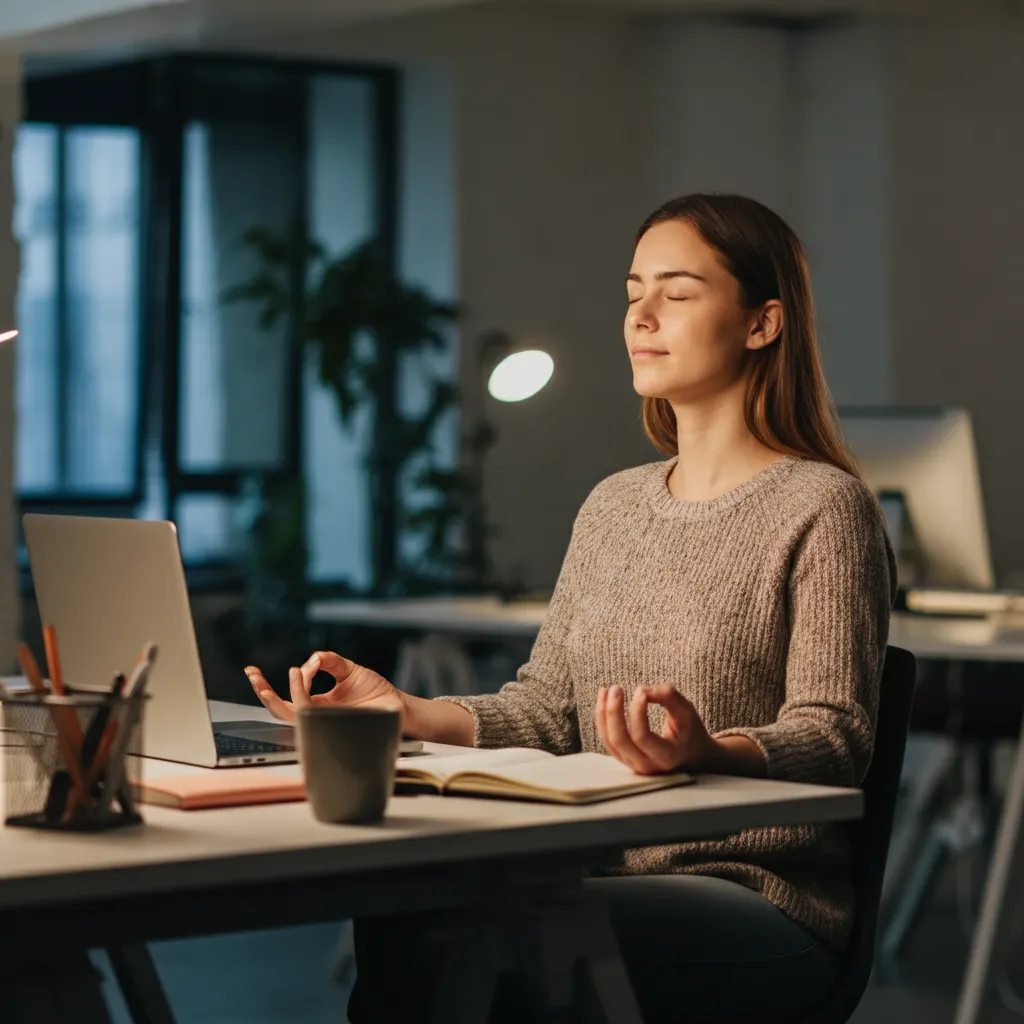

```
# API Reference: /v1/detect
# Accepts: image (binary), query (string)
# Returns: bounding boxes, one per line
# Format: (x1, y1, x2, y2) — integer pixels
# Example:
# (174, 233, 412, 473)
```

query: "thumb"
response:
(314, 650, 357, 681)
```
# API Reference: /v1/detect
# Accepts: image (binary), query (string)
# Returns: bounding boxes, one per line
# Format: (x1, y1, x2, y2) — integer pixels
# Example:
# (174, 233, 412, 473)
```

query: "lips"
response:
(631, 349, 667, 358)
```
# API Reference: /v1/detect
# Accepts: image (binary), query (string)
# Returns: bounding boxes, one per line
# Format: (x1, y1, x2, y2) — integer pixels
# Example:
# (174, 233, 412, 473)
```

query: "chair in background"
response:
(879, 658, 1024, 965)
(392, 633, 480, 699)
(797, 644, 918, 1024)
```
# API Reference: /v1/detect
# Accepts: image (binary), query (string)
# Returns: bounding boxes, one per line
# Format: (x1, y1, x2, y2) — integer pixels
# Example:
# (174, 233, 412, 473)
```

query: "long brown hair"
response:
(636, 194, 859, 479)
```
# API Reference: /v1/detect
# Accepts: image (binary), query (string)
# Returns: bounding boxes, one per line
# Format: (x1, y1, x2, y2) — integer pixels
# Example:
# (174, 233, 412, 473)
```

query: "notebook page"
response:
(452, 751, 690, 796)
(396, 747, 553, 784)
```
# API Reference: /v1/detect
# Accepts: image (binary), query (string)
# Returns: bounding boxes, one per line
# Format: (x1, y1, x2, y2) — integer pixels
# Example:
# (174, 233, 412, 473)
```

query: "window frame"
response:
(17, 53, 400, 578)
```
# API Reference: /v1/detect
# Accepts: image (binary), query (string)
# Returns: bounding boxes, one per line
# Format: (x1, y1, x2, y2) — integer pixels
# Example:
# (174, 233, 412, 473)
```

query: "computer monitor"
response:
(837, 407, 994, 590)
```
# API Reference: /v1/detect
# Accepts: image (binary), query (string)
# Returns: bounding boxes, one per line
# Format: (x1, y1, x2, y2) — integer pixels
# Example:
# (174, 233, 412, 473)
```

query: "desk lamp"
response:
(464, 330, 554, 593)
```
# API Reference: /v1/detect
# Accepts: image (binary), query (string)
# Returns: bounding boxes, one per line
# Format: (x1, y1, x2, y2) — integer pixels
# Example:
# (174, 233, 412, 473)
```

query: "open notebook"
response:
(395, 748, 694, 805)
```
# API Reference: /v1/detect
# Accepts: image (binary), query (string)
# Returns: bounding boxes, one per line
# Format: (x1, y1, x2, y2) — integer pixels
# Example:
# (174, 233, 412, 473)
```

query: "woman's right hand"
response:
(245, 651, 407, 727)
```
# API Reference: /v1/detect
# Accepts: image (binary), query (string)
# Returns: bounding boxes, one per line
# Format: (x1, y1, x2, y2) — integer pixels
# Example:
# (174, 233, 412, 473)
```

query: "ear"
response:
(746, 299, 784, 351)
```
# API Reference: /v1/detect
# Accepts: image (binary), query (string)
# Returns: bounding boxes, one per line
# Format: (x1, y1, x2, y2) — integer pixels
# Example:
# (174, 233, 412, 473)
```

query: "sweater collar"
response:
(645, 453, 800, 520)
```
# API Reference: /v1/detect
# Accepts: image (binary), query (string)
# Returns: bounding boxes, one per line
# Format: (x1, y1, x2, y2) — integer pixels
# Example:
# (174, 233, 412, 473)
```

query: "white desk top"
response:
(307, 596, 1024, 664)
(307, 595, 548, 637)
(0, 703, 860, 912)
(888, 611, 1024, 662)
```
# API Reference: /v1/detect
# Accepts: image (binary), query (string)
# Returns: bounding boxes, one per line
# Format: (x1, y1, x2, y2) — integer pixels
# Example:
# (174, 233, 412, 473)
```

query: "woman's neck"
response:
(667, 395, 784, 502)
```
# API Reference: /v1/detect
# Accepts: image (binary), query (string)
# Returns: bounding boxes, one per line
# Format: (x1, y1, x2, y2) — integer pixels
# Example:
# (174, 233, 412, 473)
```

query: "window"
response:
(14, 123, 143, 501)
(15, 56, 399, 587)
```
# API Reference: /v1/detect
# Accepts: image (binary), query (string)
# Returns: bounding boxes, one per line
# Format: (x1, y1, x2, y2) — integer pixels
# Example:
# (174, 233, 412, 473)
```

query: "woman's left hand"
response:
(595, 684, 717, 775)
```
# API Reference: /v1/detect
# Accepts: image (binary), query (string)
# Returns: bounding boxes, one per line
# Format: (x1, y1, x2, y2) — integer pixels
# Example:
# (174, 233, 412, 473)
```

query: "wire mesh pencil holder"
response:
(1, 689, 148, 832)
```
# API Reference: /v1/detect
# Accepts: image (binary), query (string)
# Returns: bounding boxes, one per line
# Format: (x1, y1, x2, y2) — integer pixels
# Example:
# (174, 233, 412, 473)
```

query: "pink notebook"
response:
(133, 769, 306, 810)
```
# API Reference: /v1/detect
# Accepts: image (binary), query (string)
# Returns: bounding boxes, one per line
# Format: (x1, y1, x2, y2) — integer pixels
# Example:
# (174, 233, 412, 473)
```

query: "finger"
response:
(289, 667, 312, 709)
(595, 687, 611, 752)
(245, 668, 296, 722)
(604, 686, 651, 773)
(642, 684, 694, 714)
(245, 665, 268, 690)
(642, 685, 695, 736)
(628, 687, 653, 743)
(630, 688, 680, 770)
(314, 651, 357, 682)
(299, 651, 321, 695)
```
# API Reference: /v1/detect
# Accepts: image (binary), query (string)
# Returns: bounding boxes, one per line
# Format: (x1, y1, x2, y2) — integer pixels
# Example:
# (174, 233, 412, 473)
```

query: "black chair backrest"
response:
(801, 644, 917, 1023)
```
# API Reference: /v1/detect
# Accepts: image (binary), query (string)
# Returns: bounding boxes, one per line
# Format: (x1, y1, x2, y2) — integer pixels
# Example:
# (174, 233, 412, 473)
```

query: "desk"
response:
(0, 699, 861, 1022)
(308, 594, 548, 638)
(889, 612, 1024, 663)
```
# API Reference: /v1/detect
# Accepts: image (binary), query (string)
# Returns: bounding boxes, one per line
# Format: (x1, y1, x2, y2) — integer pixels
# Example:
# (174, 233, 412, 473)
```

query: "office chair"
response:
(796, 644, 918, 1024)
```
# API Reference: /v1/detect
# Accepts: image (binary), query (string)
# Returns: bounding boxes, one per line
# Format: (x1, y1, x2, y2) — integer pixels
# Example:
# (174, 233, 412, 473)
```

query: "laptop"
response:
(23, 514, 421, 768)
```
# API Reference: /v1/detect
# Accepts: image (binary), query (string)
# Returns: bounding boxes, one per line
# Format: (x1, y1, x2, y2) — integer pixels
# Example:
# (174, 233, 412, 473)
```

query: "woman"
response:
(246, 193, 896, 1023)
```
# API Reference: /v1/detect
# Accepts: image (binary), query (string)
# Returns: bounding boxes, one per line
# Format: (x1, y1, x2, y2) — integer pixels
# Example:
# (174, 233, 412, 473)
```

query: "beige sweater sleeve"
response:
(434, 518, 585, 753)
(716, 482, 897, 786)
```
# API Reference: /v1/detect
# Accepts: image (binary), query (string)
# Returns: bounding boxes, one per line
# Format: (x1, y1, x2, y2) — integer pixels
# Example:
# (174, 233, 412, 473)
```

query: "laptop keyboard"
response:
(214, 733, 294, 757)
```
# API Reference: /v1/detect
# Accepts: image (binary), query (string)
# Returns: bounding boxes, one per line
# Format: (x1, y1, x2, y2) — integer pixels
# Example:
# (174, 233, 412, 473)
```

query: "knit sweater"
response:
(439, 454, 896, 949)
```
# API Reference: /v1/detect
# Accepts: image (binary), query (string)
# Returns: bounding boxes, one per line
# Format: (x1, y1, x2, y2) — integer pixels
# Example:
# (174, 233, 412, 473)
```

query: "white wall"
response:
(645, 19, 795, 217)
(0, 54, 21, 671)
(793, 22, 890, 406)
(888, 17, 1024, 583)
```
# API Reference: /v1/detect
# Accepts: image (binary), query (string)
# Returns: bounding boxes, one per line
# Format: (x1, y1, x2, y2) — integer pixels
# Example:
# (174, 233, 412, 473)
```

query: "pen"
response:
(63, 672, 128, 820)
(91, 645, 157, 819)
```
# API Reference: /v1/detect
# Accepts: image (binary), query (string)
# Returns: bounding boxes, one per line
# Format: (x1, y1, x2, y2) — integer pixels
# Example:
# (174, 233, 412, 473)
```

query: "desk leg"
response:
(955, 713, 1024, 1024)
(107, 945, 176, 1024)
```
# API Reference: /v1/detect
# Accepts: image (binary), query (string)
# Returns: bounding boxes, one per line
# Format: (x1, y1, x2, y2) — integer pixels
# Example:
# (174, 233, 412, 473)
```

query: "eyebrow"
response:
(626, 270, 706, 284)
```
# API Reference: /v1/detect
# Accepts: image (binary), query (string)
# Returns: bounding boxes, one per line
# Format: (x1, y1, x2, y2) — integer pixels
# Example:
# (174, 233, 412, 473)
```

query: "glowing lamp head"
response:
(487, 349, 554, 403)
(0, 330, 18, 344)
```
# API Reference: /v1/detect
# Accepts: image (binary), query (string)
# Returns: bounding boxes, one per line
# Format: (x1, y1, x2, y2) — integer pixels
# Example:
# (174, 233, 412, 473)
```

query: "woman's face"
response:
(625, 219, 775, 404)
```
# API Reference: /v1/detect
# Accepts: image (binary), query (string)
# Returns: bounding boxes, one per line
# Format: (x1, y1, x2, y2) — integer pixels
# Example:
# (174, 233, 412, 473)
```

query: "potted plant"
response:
(224, 229, 495, 601)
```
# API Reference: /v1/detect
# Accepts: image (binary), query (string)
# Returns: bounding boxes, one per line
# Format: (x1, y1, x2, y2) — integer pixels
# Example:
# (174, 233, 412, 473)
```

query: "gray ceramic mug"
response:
(297, 707, 401, 824)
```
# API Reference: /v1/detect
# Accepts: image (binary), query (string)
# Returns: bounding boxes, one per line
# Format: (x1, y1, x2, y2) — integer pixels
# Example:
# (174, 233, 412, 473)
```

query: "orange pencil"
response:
(42, 625, 83, 748)
(16, 642, 48, 697)
(17, 641, 91, 814)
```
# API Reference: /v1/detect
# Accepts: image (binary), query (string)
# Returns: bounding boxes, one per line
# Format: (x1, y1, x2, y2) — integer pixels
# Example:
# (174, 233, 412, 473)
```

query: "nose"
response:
(627, 296, 658, 332)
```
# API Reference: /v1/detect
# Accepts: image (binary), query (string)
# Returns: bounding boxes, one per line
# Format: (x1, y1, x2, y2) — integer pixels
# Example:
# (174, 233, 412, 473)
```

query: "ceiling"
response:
(3, 0, 1020, 60)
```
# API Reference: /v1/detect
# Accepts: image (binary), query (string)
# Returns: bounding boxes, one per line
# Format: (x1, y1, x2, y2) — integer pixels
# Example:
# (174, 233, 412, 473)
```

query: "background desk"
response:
(0, 698, 861, 1023)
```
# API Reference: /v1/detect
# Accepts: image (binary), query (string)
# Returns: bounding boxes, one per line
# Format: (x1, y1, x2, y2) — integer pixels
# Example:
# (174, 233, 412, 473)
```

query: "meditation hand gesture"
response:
(595, 685, 766, 777)
(245, 652, 405, 726)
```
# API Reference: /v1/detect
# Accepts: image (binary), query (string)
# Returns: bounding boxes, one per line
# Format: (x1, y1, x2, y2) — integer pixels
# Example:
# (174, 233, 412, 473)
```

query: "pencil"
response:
(42, 625, 83, 749)
(42, 625, 64, 691)
(16, 642, 49, 697)
(18, 642, 91, 816)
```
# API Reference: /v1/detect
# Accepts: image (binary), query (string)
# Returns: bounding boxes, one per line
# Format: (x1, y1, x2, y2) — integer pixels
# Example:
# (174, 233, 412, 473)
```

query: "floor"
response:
(96, 923, 354, 1024)
(91, 890, 1024, 1024)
